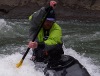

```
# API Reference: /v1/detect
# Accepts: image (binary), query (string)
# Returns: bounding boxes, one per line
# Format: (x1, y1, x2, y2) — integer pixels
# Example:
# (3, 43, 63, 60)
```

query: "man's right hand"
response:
(28, 41, 38, 48)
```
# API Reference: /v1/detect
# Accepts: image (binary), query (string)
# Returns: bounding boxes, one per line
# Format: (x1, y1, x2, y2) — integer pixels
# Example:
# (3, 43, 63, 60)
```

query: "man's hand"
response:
(50, 1, 57, 9)
(28, 41, 38, 48)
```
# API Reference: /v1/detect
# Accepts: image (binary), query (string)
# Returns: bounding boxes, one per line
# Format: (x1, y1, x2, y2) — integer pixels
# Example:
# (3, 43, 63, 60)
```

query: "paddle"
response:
(16, 7, 53, 68)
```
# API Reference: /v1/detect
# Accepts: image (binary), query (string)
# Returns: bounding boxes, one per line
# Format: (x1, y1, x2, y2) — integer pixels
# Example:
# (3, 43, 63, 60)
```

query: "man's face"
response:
(43, 20, 54, 30)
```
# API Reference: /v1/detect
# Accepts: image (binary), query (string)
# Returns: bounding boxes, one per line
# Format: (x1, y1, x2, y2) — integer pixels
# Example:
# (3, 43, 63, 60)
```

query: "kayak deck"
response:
(45, 55, 90, 76)
(34, 55, 91, 76)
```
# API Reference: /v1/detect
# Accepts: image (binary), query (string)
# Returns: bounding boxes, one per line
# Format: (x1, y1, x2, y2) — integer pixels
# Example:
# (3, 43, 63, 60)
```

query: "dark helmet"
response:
(46, 10, 56, 21)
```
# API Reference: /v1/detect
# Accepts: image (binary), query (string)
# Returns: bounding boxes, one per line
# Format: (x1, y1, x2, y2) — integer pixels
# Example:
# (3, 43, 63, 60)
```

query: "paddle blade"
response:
(16, 59, 23, 68)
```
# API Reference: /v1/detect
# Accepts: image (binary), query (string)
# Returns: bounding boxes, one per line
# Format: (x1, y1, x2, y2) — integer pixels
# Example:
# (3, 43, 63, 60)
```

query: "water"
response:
(0, 19, 100, 76)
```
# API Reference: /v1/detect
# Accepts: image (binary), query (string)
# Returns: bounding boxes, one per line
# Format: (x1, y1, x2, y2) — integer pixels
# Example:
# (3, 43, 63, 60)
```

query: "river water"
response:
(0, 19, 100, 76)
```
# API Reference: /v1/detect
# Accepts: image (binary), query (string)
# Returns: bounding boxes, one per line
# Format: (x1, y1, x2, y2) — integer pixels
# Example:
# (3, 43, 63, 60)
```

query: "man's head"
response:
(43, 19, 54, 30)
(43, 10, 55, 30)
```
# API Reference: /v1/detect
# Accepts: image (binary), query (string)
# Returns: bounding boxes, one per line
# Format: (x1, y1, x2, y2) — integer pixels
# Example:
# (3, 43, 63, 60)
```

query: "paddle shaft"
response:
(22, 7, 53, 60)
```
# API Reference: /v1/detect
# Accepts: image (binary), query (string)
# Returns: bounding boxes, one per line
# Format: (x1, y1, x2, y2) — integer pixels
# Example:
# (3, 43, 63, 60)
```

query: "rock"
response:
(0, 0, 100, 21)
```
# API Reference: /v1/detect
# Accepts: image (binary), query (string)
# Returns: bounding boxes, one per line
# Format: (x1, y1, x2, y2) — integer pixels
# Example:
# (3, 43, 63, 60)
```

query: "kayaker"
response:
(28, 0, 64, 63)
(24, 1, 91, 76)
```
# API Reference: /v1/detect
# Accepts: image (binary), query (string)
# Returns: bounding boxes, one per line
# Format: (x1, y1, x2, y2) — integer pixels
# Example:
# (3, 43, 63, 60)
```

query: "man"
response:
(27, 1, 91, 76)
(28, 0, 64, 63)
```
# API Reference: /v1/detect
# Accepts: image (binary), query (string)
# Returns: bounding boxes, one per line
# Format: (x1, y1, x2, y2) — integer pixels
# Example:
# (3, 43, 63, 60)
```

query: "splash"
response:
(0, 19, 12, 30)
(0, 19, 13, 38)
(63, 46, 100, 76)
(0, 53, 44, 76)
(0, 47, 100, 76)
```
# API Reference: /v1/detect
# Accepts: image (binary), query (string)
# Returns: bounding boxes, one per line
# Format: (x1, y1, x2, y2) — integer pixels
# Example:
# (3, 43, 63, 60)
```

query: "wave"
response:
(0, 19, 100, 76)
(63, 47, 100, 76)
(0, 46, 100, 76)
(0, 19, 29, 38)
(0, 53, 44, 76)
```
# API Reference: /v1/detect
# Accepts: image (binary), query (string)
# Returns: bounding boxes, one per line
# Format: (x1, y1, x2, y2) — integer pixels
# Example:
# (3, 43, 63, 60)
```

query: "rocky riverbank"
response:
(0, 0, 100, 21)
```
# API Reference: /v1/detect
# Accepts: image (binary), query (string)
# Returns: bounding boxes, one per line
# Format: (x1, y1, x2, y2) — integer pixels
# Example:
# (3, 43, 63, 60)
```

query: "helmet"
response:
(46, 10, 55, 21)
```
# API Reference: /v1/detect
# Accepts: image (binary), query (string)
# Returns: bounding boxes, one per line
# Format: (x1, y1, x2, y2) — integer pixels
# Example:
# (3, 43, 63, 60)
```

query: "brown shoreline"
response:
(0, 0, 100, 22)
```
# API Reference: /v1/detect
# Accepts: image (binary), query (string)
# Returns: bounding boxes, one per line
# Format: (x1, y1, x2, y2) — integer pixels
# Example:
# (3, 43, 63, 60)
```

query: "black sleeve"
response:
(45, 6, 51, 12)
(37, 42, 45, 49)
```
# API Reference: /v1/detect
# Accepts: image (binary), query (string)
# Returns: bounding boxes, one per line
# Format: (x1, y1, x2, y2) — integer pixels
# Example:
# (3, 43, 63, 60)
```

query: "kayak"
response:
(43, 55, 91, 76)
(33, 55, 90, 76)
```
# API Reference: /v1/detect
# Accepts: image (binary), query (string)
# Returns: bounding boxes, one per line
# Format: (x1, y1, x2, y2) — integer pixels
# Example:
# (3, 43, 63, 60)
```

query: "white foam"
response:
(63, 46, 100, 76)
(0, 19, 13, 38)
(0, 53, 44, 76)
(0, 19, 12, 30)
(0, 47, 100, 76)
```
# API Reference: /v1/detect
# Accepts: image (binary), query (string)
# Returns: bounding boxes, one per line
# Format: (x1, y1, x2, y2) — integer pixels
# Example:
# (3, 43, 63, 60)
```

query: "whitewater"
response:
(0, 19, 100, 76)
